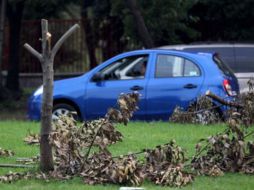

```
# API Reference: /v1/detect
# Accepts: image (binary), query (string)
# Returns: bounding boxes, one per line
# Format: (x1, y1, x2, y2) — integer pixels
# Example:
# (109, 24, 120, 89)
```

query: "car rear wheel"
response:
(52, 103, 80, 121)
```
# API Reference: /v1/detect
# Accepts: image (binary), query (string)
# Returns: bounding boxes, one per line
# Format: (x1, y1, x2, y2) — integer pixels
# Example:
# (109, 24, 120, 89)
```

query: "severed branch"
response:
(205, 90, 243, 108)
(85, 121, 105, 161)
(112, 150, 145, 159)
(24, 23, 80, 63)
(23, 44, 42, 62)
(0, 164, 35, 168)
(51, 24, 80, 58)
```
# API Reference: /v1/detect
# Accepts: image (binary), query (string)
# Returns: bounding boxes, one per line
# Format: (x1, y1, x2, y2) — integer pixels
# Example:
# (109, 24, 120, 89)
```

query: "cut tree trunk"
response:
(24, 19, 79, 172)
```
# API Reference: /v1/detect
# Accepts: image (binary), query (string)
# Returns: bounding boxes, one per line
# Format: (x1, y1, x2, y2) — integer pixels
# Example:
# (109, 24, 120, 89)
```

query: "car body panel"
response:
(27, 49, 240, 121)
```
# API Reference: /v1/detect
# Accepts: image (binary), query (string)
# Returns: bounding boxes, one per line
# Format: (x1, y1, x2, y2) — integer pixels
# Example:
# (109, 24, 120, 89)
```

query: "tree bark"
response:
(24, 20, 79, 172)
(126, 0, 154, 48)
(39, 20, 54, 171)
(5, 0, 25, 95)
(81, 1, 97, 69)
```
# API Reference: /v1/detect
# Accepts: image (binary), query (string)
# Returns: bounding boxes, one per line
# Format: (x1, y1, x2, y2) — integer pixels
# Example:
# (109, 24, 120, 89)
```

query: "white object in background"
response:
(119, 187, 145, 190)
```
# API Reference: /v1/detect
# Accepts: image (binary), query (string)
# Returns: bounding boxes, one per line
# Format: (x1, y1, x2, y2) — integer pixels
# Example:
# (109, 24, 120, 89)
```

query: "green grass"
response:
(0, 121, 254, 190)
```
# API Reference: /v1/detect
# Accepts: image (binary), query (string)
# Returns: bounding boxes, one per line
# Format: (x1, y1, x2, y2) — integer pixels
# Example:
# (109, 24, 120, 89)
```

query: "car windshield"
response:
(96, 55, 148, 80)
(213, 53, 235, 76)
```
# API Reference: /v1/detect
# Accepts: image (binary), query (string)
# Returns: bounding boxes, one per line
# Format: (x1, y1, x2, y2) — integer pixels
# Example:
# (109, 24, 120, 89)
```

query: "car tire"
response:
(52, 103, 80, 121)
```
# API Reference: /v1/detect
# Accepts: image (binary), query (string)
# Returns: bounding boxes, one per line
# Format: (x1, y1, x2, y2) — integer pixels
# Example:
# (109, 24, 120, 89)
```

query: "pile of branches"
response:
(170, 78, 254, 126)
(192, 108, 254, 175)
(49, 93, 140, 179)
(0, 93, 141, 184)
(170, 96, 221, 125)
(0, 92, 194, 187)
(3, 85, 253, 187)
(143, 141, 193, 187)
(235, 78, 254, 126)
(172, 79, 254, 176)
(81, 141, 194, 187)
(81, 151, 144, 185)
(48, 92, 193, 187)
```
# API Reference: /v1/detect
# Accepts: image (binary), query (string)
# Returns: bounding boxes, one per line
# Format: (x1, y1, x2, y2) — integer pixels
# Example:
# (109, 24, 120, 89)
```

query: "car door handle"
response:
(184, 84, 197, 89)
(130, 85, 144, 91)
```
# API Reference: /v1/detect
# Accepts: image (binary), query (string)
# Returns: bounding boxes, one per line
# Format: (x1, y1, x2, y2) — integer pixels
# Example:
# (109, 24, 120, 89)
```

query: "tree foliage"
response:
(190, 0, 254, 41)
(23, 0, 79, 19)
(110, 0, 198, 46)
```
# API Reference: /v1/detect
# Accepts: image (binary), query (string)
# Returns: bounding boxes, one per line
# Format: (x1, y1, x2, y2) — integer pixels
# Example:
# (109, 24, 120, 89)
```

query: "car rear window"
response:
(213, 54, 235, 76)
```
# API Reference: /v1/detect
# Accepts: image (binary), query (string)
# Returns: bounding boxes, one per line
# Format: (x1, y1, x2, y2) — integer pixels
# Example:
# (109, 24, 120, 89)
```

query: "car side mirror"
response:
(92, 73, 104, 82)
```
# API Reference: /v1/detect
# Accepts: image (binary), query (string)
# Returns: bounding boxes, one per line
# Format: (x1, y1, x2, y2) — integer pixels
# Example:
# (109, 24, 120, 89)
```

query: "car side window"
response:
(92, 54, 148, 81)
(184, 59, 200, 77)
(155, 54, 200, 78)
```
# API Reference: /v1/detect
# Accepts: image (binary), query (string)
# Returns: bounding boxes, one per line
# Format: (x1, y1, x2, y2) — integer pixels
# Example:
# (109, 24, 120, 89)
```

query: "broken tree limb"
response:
(51, 24, 80, 58)
(23, 44, 42, 61)
(205, 90, 243, 108)
(179, 104, 222, 115)
(0, 164, 35, 168)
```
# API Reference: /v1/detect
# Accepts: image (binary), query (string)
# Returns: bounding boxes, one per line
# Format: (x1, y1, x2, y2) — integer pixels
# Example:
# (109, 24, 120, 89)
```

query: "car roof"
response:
(123, 49, 214, 60)
(158, 43, 254, 49)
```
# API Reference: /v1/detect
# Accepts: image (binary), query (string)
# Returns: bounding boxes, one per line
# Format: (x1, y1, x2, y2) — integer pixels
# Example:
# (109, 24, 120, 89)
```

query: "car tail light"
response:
(223, 79, 233, 96)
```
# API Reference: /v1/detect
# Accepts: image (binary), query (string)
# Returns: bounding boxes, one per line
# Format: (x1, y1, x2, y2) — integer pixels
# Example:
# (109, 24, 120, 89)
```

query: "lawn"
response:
(0, 121, 253, 190)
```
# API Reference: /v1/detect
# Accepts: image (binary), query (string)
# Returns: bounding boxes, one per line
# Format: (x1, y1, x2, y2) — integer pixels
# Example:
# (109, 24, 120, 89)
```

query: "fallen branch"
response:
(85, 121, 105, 160)
(112, 150, 145, 159)
(0, 164, 35, 168)
(205, 90, 243, 108)
(244, 130, 254, 139)
(180, 104, 222, 115)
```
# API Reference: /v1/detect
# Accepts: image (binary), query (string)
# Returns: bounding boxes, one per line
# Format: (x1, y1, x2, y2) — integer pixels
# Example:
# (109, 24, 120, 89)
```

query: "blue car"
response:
(28, 49, 239, 121)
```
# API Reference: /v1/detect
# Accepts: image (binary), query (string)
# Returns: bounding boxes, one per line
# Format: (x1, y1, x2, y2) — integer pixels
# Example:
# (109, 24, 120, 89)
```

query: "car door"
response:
(85, 53, 150, 120)
(146, 53, 205, 120)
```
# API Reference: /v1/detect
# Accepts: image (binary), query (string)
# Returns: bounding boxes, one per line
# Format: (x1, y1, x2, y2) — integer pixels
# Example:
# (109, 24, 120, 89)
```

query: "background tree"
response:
(81, 0, 98, 69)
(93, 0, 126, 60)
(110, 0, 198, 47)
(5, 0, 25, 97)
(3, 0, 78, 99)
(189, 0, 254, 41)
(80, 0, 127, 65)
(126, 0, 154, 48)
(0, 0, 6, 100)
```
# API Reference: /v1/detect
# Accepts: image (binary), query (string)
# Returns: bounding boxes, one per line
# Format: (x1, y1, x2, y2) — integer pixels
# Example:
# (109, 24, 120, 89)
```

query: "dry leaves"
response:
(192, 108, 254, 175)
(47, 93, 142, 183)
(24, 131, 40, 145)
(0, 147, 14, 157)
(170, 96, 221, 125)
(81, 152, 144, 186)
(144, 141, 193, 187)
